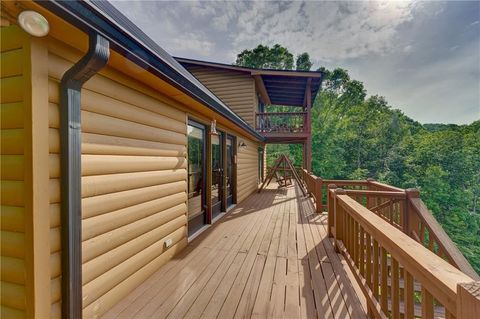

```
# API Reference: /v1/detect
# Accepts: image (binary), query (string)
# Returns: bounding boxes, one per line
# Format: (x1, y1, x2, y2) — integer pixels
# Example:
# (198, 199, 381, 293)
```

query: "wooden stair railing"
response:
(300, 169, 479, 281)
(330, 191, 479, 319)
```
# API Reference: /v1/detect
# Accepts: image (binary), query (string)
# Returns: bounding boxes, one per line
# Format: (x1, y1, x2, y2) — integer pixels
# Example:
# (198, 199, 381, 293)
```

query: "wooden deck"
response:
(103, 183, 367, 319)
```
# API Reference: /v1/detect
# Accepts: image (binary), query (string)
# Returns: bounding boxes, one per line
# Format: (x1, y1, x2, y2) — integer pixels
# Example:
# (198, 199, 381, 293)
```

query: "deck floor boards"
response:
(103, 183, 367, 319)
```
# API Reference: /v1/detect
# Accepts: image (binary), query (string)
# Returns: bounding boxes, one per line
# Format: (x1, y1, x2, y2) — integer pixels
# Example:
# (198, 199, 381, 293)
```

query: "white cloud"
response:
(231, 1, 418, 60)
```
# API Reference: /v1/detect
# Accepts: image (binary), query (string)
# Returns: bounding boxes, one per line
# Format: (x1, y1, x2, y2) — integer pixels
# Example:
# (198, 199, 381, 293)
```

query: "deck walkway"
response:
(103, 183, 367, 319)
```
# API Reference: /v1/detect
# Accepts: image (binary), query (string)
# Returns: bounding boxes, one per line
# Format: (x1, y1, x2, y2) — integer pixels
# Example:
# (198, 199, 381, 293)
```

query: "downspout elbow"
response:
(60, 32, 109, 319)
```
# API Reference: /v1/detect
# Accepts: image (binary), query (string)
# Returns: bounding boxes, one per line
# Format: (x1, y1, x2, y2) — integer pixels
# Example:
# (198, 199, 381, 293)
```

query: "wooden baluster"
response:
(354, 220, 359, 268)
(420, 222, 425, 246)
(421, 287, 434, 319)
(333, 188, 344, 252)
(399, 200, 404, 229)
(404, 270, 414, 319)
(348, 214, 352, 255)
(381, 247, 389, 315)
(373, 240, 379, 300)
(315, 177, 323, 214)
(366, 233, 372, 287)
(428, 231, 434, 252)
(360, 227, 365, 277)
(328, 185, 338, 238)
(389, 201, 394, 225)
(392, 258, 400, 319)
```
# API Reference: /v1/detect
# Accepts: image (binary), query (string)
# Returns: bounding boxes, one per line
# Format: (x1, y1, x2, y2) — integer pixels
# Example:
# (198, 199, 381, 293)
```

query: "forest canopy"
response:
(235, 44, 480, 274)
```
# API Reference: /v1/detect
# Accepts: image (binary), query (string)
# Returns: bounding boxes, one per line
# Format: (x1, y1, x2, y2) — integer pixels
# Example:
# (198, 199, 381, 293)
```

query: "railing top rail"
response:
(341, 189, 406, 198)
(368, 180, 405, 192)
(323, 179, 370, 187)
(336, 194, 473, 313)
(255, 111, 308, 116)
(410, 198, 480, 280)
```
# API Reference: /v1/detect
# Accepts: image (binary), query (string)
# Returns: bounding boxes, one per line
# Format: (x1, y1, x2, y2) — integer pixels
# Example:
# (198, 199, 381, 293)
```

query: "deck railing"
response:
(255, 112, 307, 133)
(301, 169, 479, 280)
(301, 169, 479, 318)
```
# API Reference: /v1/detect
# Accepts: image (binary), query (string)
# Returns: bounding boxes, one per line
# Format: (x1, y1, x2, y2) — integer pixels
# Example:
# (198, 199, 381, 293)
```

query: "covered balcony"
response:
(103, 176, 479, 319)
(253, 71, 322, 145)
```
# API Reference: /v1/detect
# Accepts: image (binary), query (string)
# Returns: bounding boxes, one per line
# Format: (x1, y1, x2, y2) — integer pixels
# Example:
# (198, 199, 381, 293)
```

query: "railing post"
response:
(315, 177, 323, 214)
(457, 281, 480, 318)
(405, 188, 420, 235)
(334, 188, 346, 252)
(327, 184, 337, 238)
(366, 178, 375, 208)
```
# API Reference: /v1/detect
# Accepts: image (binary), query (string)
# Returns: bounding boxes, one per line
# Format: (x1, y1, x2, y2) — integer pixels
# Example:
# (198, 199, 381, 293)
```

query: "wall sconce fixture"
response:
(238, 141, 247, 150)
(18, 10, 50, 37)
(209, 119, 218, 135)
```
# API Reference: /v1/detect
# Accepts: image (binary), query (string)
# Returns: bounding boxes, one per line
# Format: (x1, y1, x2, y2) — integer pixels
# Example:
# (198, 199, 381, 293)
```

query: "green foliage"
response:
(296, 52, 313, 71)
(235, 44, 294, 69)
(236, 45, 313, 71)
(313, 68, 480, 274)
(235, 44, 480, 274)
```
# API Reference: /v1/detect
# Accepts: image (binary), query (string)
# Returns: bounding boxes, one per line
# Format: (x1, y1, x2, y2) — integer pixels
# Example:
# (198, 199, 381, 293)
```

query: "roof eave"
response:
(35, 0, 264, 142)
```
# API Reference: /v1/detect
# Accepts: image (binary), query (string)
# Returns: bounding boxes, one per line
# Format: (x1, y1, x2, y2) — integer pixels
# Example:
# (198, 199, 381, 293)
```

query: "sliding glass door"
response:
(226, 135, 235, 207)
(187, 120, 206, 236)
(211, 133, 224, 219)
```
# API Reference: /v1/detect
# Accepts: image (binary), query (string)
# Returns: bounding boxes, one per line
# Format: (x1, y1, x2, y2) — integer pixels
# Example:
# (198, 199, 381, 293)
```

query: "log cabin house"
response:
(1, 1, 479, 319)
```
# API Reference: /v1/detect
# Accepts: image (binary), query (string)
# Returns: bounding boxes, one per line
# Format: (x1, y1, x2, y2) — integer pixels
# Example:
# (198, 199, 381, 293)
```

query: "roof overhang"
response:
(175, 57, 323, 108)
(33, 0, 264, 142)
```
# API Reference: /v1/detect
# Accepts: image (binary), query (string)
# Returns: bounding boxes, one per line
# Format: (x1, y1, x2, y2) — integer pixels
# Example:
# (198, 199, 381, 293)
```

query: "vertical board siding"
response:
(236, 137, 260, 203)
(0, 26, 27, 319)
(185, 65, 256, 127)
(47, 39, 189, 317)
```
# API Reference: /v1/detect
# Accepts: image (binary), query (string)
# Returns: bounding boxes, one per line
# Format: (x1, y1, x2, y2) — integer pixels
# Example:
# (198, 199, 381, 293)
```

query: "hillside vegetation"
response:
(236, 45, 480, 274)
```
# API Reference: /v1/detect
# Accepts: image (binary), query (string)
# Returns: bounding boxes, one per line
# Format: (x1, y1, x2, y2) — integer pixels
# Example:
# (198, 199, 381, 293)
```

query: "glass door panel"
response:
(187, 121, 206, 236)
(211, 133, 224, 219)
(226, 135, 235, 207)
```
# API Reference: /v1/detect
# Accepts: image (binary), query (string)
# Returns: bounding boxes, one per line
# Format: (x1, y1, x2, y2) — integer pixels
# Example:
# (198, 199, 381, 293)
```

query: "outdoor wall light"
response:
(18, 10, 50, 37)
(209, 119, 218, 135)
(238, 141, 247, 150)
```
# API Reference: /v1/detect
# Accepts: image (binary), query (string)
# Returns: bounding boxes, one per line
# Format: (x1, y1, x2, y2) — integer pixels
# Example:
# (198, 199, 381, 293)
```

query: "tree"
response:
(296, 52, 312, 71)
(235, 44, 294, 70)
(234, 44, 480, 273)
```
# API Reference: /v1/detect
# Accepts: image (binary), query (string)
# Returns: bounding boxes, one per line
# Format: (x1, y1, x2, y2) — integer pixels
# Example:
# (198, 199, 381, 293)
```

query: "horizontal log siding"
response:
(0, 26, 27, 319)
(236, 137, 260, 203)
(185, 65, 256, 127)
(47, 39, 188, 318)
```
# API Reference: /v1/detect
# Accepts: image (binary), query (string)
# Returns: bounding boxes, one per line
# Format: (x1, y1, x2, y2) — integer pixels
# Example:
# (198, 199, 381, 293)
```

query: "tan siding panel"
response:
(1, 102, 24, 129)
(236, 137, 259, 203)
(0, 26, 27, 316)
(185, 66, 256, 127)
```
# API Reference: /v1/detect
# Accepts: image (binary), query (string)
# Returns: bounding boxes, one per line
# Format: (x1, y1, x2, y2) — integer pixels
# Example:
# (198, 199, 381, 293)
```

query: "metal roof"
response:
(36, 0, 264, 141)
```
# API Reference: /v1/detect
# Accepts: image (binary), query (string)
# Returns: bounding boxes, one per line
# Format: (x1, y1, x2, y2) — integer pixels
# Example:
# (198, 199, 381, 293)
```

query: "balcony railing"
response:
(301, 169, 480, 319)
(255, 112, 308, 133)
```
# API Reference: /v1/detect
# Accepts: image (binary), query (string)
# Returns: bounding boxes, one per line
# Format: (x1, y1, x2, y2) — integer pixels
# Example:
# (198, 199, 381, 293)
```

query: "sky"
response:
(111, 0, 480, 125)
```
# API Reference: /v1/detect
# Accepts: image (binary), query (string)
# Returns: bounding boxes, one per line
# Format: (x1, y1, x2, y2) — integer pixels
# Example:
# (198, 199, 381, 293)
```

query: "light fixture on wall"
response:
(17, 10, 50, 37)
(209, 119, 218, 135)
(238, 141, 247, 150)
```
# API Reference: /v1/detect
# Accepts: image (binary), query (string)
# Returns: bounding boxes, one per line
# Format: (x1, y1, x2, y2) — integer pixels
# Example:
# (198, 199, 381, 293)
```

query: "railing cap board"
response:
(322, 179, 369, 187)
(343, 189, 406, 199)
(327, 184, 337, 189)
(368, 180, 404, 192)
(410, 198, 480, 281)
(335, 188, 346, 195)
(336, 194, 473, 313)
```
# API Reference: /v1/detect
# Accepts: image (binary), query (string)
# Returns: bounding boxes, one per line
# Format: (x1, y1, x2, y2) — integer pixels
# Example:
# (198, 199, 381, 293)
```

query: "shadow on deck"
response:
(103, 182, 367, 319)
